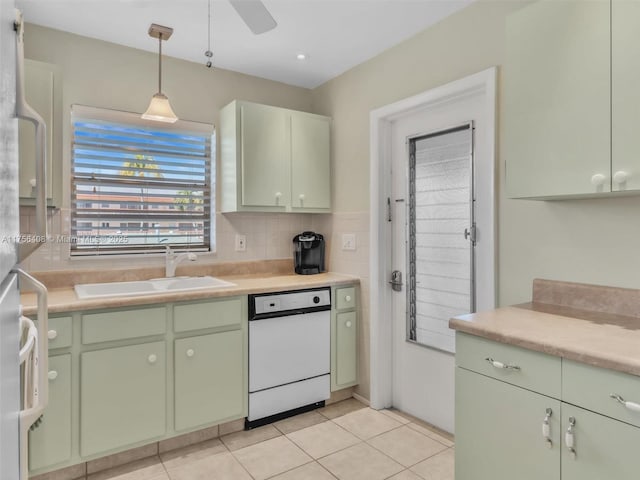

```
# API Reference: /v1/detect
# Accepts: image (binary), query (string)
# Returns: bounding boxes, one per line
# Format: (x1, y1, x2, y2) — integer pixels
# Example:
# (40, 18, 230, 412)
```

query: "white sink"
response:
(74, 276, 236, 299)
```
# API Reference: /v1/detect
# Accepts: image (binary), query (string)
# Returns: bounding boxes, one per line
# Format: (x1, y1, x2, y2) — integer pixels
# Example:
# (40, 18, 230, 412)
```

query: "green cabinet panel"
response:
(456, 332, 561, 398)
(174, 331, 245, 431)
(504, 0, 611, 198)
(562, 359, 640, 428)
(456, 367, 561, 480)
(220, 100, 331, 213)
(80, 341, 166, 457)
(335, 287, 356, 310)
(173, 297, 242, 333)
(240, 102, 290, 208)
(333, 311, 357, 390)
(561, 403, 640, 480)
(81, 306, 166, 344)
(291, 113, 331, 210)
(47, 316, 72, 350)
(29, 354, 72, 471)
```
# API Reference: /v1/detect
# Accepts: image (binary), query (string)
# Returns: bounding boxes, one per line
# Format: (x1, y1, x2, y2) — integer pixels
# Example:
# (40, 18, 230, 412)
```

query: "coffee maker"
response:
(293, 231, 325, 275)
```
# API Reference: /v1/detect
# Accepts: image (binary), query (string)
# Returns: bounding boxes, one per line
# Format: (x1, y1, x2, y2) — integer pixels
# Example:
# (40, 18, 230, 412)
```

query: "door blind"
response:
(70, 105, 213, 256)
(408, 124, 474, 353)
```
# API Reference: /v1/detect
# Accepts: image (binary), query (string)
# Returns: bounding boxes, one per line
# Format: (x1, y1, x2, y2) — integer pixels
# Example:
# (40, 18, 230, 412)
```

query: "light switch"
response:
(341, 233, 356, 251)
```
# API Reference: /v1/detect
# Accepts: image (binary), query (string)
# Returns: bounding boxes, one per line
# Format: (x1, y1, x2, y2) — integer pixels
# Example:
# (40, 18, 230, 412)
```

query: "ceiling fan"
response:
(229, 0, 277, 34)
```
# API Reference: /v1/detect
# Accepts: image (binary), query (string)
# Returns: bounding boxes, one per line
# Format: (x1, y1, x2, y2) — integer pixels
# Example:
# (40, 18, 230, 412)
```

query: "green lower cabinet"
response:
(174, 330, 245, 431)
(561, 403, 640, 480)
(332, 311, 357, 390)
(29, 354, 72, 471)
(455, 367, 561, 480)
(80, 341, 166, 457)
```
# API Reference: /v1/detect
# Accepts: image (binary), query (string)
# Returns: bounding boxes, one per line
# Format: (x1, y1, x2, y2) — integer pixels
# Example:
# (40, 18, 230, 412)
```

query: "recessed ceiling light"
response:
(296, 53, 307, 60)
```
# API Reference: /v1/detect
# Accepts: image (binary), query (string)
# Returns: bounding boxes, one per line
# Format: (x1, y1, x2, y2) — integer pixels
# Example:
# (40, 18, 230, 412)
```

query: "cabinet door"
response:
(80, 342, 166, 457)
(612, 0, 640, 191)
(29, 354, 71, 471)
(291, 113, 331, 210)
(455, 368, 560, 480)
(240, 103, 289, 207)
(505, 0, 610, 198)
(174, 331, 245, 431)
(332, 311, 357, 390)
(19, 60, 54, 201)
(562, 403, 640, 480)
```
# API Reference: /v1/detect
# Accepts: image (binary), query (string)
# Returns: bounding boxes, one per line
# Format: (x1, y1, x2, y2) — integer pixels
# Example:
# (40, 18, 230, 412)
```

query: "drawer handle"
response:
(345, 320, 352, 328)
(47, 329, 57, 340)
(186, 349, 195, 358)
(485, 357, 520, 371)
(565, 417, 576, 460)
(542, 408, 553, 448)
(345, 295, 352, 302)
(48, 370, 58, 381)
(610, 393, 640, 413)
(148, 354, 158, 364)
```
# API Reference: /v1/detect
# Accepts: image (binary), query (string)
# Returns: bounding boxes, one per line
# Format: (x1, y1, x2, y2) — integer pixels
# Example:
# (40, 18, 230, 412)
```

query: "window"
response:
(70, 105, 214, 256)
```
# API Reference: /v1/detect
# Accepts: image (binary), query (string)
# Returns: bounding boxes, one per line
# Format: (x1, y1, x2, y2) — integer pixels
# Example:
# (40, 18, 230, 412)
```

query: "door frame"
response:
(369, 67, 497, 410)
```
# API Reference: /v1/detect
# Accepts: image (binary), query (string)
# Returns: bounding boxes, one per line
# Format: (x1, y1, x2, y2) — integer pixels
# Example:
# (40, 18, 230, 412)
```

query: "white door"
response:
(389, 91, 492, 433)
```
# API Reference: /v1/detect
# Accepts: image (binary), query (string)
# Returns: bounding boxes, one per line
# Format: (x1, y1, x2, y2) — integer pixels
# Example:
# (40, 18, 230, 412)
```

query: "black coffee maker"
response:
(293, 231, 325, 275)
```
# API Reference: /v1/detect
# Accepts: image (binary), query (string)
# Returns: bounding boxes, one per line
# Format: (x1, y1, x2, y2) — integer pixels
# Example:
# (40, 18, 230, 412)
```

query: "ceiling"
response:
(16, 0, 475, 89)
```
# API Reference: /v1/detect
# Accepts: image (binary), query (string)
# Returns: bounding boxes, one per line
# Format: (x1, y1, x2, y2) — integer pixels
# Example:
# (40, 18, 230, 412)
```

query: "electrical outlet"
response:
(342, 233, 356, 251)
(235, 234, 246, 252)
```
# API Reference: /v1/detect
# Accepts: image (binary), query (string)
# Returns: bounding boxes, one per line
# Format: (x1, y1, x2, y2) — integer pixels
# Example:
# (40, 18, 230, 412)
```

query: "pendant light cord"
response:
(205, 0, 213, 67)
(158, 33, 163, 94)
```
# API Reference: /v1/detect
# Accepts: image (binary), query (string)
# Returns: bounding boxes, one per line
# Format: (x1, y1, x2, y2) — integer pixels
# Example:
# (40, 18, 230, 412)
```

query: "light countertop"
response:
(450, 302, 640, 377)
(21, 272, 359, 316)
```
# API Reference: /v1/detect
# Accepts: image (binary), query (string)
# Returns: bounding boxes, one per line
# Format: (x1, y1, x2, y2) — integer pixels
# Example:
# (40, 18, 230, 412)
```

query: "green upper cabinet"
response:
(291, 112, 331, 210)
(612, 0, 640, 192)
(221, 100, 331, 213)
(19, 59, 63, 207)
(504, 0, 611, 198)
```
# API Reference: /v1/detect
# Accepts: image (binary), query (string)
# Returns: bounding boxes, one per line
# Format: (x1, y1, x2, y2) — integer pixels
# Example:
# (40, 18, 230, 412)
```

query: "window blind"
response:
(70, 105, 214, 256)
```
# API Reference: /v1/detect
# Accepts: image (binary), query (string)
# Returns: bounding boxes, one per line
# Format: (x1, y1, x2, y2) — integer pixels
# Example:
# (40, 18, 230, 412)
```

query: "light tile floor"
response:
(90, 399, 454, 480)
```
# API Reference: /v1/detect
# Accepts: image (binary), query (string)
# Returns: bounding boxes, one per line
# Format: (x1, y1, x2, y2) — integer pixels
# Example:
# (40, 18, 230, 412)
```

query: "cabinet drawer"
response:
(47, 316, 72, 349)
(456, 332, 561, 398)
(81, 307, 166, 344)
(335, 287, 356, 310)
(174, 297, 243, 333)
(563, 359, 640, 428)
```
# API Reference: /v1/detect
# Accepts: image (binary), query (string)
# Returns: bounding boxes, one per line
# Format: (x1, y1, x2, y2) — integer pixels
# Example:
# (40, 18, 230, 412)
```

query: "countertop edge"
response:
(449, 310, 640, 378)
(21, 273, 360, 316)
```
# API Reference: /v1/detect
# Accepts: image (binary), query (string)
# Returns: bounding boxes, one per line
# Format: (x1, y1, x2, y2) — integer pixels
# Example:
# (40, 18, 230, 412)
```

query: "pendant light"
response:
(142, 23, 178, 123)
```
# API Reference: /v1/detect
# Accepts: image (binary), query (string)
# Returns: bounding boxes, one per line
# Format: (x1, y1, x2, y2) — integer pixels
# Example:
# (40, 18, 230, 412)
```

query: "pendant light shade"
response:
(142, 24, 178, 123)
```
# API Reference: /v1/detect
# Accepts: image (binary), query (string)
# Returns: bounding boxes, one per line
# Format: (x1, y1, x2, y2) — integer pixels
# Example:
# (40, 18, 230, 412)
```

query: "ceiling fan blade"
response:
(229, 0, 277, 34)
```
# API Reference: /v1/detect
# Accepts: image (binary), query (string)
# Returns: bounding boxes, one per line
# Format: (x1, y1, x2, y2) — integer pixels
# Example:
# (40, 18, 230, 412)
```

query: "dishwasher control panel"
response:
(252, 288, 331, 316)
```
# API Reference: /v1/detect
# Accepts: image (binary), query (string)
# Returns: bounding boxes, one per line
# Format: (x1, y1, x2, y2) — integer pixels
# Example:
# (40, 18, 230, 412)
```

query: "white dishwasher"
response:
(247, 287, 331, 428)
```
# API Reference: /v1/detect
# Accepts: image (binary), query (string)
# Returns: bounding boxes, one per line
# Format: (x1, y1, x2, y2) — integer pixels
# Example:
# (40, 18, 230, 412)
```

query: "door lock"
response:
(389, 271, 403, 292)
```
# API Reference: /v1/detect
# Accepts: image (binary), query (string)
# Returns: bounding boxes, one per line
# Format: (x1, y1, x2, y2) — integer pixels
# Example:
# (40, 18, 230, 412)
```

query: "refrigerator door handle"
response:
(14, 11, 48, 262)
(12, 268, 48, 480)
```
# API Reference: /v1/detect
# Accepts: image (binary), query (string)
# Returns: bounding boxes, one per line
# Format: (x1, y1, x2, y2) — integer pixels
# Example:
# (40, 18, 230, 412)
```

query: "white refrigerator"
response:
(0, 3, 49, 479)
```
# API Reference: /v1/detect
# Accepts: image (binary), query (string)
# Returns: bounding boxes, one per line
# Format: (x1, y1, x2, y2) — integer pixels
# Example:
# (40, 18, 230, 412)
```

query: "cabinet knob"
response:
(29, 178, 36, 188)
(47, 329, 58, 340)
(299, 194, 305, 200)
(345, 295, 352, 302)
(613, 171, 630, 184)
(48, 370, 58, 381)
(275, 192, 282, 198)
(148, 354, 158, 364)
(590, 173, 606, 186)
(186, 349, 195, 358)
(345, 320, 352, 328)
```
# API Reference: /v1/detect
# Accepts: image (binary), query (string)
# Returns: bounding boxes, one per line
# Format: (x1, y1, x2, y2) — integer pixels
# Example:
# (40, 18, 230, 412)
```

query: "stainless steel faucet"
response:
(165, 245, 197, 277)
